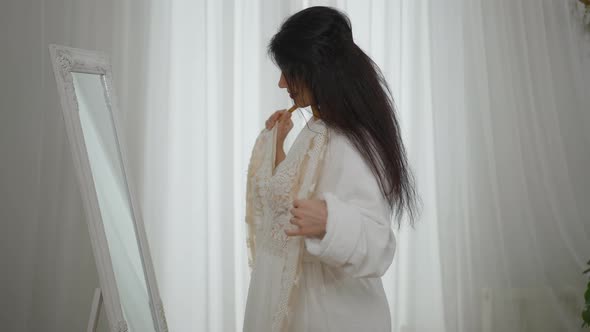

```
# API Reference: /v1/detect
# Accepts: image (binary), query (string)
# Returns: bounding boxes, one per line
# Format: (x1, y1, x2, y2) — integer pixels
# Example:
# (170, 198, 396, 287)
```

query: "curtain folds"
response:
(142, 1, 590, 331)
(1, 0, 588, 331)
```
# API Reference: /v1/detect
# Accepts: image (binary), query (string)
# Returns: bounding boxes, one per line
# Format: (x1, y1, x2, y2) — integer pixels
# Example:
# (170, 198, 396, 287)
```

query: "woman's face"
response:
(278, 72, 315, 107)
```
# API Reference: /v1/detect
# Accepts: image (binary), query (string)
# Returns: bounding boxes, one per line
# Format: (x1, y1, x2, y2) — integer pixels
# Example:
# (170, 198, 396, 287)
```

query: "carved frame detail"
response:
(48, 44, 168, 332)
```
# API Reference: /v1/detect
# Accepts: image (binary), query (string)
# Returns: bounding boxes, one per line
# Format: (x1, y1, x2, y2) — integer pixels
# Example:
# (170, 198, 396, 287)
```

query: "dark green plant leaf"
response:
(583, 308, 590, 326)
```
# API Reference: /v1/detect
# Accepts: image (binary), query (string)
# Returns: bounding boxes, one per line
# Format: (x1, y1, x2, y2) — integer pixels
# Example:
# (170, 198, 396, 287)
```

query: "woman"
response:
(244, 6, 419, 332)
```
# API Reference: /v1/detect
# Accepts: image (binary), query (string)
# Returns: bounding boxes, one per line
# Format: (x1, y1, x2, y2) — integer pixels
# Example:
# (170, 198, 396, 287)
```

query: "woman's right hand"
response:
(265, 110, 293, 145)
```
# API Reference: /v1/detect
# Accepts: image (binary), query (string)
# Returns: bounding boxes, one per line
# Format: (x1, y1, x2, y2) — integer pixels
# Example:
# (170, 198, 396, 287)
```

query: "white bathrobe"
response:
(244, 117, 396, 332)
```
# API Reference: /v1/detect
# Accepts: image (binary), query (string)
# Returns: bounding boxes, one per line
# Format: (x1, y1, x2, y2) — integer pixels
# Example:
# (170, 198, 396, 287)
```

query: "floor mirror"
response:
(48, 44, 168, 332)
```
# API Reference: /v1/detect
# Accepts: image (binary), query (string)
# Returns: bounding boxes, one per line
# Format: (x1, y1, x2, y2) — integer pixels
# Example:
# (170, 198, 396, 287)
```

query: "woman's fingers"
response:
(266, 110, 286, 129)
(265, 111, 277, 129)
(273, 110, 284, 122)
(284, 228, 302, 237)
(265, 111, 278, 129)
(276, 111, 293, 143)
(285, 199, 327, 238)
(278, 111, 292, 128)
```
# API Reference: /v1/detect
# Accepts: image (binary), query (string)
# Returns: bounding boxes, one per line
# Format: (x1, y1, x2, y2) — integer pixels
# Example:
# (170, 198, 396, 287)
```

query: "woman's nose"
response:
(278, 73, 288, 89)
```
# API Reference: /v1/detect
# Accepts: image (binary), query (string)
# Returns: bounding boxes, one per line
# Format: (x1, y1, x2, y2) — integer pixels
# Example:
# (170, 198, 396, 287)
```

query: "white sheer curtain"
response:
(426, 1, 590, 331)
(2, 0, 589, 331)
(139, 1, 589, 331)
(139, 2, 301, 330)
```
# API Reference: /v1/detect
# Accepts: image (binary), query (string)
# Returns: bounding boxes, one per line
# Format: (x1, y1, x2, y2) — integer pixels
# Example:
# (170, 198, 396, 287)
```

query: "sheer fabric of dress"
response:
(244, 117, 396, 332)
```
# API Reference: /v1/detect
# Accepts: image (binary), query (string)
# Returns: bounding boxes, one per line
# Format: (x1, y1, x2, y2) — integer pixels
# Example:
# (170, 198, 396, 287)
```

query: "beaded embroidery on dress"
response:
(244, 117, 328, 332)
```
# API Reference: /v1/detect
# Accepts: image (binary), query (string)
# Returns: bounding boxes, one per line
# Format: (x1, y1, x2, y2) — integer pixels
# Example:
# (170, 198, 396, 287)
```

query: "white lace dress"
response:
(244, 117, 396, 332)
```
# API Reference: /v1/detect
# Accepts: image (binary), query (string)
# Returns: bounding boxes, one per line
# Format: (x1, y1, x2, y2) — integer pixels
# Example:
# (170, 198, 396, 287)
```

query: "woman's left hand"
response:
(285, 199, 328, 239)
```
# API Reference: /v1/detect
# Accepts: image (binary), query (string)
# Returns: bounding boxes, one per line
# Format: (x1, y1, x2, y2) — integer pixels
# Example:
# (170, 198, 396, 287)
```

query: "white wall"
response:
(0, 1, 150, 331)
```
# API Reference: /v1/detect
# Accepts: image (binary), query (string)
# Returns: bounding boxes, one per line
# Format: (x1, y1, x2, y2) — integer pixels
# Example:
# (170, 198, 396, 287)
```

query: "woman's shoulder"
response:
(325, 128, 362, 162)
(317, 126, 388, 212)
(321, 127, 378, 185)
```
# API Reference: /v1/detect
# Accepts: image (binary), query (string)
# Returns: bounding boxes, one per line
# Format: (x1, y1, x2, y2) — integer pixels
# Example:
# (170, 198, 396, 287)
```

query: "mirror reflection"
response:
(72, 72, 156, 332)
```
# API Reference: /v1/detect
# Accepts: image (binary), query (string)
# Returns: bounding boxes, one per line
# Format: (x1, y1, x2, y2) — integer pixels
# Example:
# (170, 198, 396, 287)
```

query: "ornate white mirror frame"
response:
(48, 44, 168, 332)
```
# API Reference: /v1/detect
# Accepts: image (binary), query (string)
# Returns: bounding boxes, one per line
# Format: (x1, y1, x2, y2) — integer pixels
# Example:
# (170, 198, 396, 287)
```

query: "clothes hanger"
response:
(287, 104, 321, 119)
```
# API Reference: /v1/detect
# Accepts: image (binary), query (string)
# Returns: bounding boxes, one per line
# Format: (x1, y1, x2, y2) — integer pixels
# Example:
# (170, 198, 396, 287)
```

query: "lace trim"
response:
(278, 129, 329, 332)
(245, 119, 329, 331)
(245, 127, 273, 268)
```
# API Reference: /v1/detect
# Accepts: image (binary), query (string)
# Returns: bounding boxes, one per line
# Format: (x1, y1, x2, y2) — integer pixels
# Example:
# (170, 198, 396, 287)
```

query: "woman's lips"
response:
(289, 93, 297, 99)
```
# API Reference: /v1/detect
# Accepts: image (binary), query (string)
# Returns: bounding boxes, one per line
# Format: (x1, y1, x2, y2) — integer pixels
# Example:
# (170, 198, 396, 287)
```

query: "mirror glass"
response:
(72, 72, 156, 332)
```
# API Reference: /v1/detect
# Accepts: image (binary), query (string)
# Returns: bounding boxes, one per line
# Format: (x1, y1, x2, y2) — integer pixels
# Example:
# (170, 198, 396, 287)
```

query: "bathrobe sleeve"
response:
(304, 131, 397, 278)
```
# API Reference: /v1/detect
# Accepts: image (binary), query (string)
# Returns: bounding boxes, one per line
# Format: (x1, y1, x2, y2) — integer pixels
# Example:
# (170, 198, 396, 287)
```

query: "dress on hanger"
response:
(244, 116, 395, 332)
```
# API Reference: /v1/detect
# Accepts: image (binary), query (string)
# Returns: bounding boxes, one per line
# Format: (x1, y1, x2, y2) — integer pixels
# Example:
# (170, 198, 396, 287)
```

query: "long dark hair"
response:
(268, 6, 420, 226)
